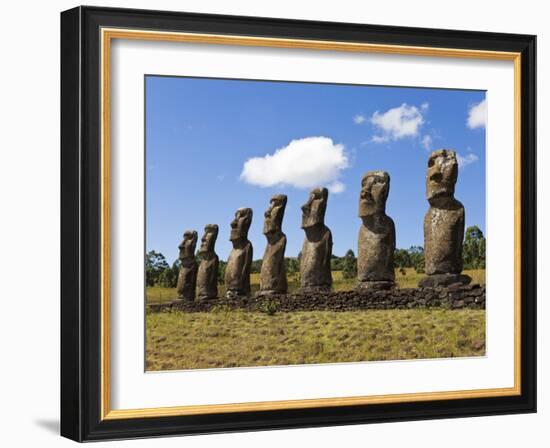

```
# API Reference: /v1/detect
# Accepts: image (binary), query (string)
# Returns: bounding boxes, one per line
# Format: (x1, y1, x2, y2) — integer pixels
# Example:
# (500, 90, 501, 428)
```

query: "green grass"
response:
(146, 309, 485, 371)
(146, 268, 486, 303)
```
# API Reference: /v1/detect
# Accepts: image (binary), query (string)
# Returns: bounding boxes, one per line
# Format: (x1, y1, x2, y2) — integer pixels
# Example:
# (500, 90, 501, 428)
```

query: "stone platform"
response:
(147, 284, 485, 313)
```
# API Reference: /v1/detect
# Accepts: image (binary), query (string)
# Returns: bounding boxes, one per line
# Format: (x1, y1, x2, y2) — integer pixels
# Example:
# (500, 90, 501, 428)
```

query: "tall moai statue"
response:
(300, 187, 333, 292)
(224, 208, 253, 298)
(356, 171, 396, 291)
(176, 230, 198, 301)
(258, 195, 288, 296)
(197, 224, 219, 300)
(419, 149, 471, 287)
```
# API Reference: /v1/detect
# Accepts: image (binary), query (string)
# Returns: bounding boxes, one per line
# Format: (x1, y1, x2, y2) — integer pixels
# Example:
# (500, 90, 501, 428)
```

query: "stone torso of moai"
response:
(258, 195, 288, 296)
(196, 224, 219, 300)
(419, 149, 471, 287)
(224, 208, 253, 298)
(300, 187, 333, 292)
(356, 171, 396, 291)
(176, 230, 198, 301)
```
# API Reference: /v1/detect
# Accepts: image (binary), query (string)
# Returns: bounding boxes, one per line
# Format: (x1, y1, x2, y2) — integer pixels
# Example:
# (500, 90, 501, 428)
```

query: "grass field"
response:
(146, 268, 486, 303)
(146, 309, 485, 371)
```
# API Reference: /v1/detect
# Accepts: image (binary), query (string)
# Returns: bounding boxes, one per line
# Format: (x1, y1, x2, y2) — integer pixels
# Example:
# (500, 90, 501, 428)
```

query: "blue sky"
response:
(146, 76, 486, 263)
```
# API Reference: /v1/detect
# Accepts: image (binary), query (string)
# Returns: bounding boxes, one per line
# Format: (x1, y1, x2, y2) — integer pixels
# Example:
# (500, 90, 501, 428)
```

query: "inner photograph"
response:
(144, 75, 487, 371)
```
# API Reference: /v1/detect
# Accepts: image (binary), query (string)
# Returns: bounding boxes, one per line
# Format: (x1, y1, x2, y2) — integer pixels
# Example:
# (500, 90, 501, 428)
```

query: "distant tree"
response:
(172, 259, 181, 277)
(408, 246, 424, 255)
(478, 237, 486, 269)
(250, 259, 263, 274)
(331, 253, 346, 271)
(286, 257, 298, 275)
(392, 246, 425, 272)
(218, 260, 227, 284)
(394, 248, 411, 269)
(342, 249, 357, 279)
(285, 257, 300, 283)
(145, 250, 170, 286)
(157, 260, 180, 288)
(463, 225, 486, 269)
(158, 268, 174, 288)
(408, 246, 425, 274)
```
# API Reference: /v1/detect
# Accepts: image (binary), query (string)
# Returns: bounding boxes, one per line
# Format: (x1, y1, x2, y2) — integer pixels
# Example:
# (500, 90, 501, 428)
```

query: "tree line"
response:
(146, 225, 486, 288)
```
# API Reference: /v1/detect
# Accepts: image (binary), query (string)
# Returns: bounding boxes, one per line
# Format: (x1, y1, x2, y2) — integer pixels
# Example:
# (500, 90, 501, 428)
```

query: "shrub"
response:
(341, 249, 357, 279)
(258, 298, 279, 316)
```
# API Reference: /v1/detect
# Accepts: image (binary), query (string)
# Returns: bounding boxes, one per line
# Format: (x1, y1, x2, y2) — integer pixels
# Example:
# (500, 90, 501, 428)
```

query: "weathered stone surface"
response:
(356, 280, 395, 291)
(197, 224, 219, 300)
(418, 273, 471, 288)
(148, 285, 486, 313)
(224, 208, 253, 298)
(176, 230, 198, 301)
(259, 195, 288, 296)
(300, 187, 333, 292)
(419, 149, 471, 287)
(357, 171, 395, 290)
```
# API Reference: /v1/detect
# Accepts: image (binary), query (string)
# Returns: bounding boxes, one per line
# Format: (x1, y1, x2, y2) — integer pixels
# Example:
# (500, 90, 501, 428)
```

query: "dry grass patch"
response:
(146, 309, 485, 371)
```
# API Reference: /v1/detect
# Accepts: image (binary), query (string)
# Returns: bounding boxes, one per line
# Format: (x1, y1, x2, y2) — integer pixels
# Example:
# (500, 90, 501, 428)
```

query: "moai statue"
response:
(356, 171, 396, 291)
(258, 195, 288, 296)
(419, 149, 471, 287)
(299, 187, 333, 292)
(197, 224, 219, 300)
(176, 230, 198, 301)
(224, 208, 253, 298)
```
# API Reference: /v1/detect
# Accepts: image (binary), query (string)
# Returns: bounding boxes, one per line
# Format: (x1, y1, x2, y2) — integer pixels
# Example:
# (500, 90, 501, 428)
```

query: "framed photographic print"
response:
(60, 6, 536, 442)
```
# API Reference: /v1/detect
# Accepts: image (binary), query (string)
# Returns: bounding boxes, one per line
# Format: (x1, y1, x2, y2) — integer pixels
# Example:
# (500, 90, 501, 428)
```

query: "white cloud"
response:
(353, 114, 366, 124)
(240, 136, 349, 193)
(328, 181, 345, 194)
(421, 135, 433, 151)
(421, 102, 429, 111)
(457, 153, 479, 168)
(370, 103, 425, 142)
(467, 99, 487, 129)
(371, 135, 390, 144)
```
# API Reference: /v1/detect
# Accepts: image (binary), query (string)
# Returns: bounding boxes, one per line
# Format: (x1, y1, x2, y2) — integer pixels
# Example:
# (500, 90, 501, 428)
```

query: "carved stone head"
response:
(230, 208, 253, 242)
(358, 171, 390, 217)
(178, 230, 198, 260)
(301, 187, 328, 229)
(426, 149, 458, 204)
(263, 194, 287, 235)
(199, 224, 218, 254)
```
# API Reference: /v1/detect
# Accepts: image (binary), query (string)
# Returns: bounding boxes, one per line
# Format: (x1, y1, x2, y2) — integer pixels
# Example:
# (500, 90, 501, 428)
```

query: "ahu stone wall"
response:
(147, 284, 485, 313)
